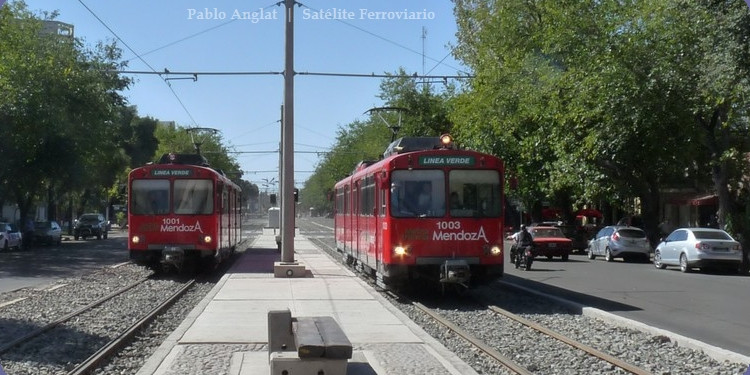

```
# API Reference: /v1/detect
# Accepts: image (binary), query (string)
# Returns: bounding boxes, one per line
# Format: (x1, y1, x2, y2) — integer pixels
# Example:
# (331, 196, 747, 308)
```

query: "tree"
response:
(449, 0, 750, 243)
(116, 106, 160, 168)
(0, 2, 131, 222)
(301, 71, 456, 215)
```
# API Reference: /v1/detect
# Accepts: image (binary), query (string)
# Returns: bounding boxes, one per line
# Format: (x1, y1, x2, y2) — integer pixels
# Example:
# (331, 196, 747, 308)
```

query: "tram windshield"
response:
(389, 169, 502, 218)
(174, 179, 214, 214)
(131, 179, 214, 215)
(390, 170, 445, 218)
(131, 179, 170, 215)
(448, 170, 501, 218)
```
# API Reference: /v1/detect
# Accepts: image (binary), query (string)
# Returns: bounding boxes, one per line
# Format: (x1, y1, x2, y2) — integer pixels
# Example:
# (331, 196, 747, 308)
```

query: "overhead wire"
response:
(121, 19, 238, 65)
(120, 1, 282, 64)
(76, 0, 199, 126)
(77, 0, 471, 183)
(296, 2, 470, 76)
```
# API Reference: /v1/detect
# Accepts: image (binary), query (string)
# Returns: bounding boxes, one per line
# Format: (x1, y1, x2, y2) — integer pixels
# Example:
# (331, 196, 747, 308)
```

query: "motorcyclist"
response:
(511, 224, 534, 262)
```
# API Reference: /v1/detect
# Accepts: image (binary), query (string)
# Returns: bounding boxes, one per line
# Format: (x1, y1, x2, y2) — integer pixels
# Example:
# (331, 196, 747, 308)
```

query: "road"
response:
(0, 230, 131, 293)
(296, 217, 750, 358)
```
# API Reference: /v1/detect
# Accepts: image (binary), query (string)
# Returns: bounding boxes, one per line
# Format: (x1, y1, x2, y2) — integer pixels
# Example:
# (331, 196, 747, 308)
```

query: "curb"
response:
(497, 279, 750, 366)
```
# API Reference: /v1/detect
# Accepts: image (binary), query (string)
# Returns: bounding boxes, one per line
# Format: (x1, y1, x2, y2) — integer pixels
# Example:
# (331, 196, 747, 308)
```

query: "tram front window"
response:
(132, 180, 170, 215)
(449, 170, 501, 218)
(390, 170, 445, 218)
(174, 179, 214, 214)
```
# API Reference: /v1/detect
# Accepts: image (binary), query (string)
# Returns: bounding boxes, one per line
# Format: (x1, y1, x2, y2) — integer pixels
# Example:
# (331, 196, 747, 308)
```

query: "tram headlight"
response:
(490, 245, 502, 256)
(393, 246, 408, 256)
(439, 133, 454, 149)
(131, 235, 140, 244)
(202, 235, 213, 244)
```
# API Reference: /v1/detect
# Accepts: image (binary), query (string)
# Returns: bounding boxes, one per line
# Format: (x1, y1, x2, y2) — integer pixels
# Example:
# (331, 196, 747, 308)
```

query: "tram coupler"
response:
(162, 246, 185, 268)
(439, 259, 471, 285)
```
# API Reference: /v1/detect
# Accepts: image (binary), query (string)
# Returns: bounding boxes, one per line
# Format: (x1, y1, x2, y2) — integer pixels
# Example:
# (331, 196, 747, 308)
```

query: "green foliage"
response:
(301, 72, 455, 214)
(0, 2, 248, 219)
(0, 2, 131, 217)
(152, 122, 241, 176)
(450, 0, 750, 229)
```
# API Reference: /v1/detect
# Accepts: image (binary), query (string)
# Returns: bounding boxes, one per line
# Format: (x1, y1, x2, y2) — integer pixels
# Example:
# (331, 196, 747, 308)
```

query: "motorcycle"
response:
(514, 245, 534, 271)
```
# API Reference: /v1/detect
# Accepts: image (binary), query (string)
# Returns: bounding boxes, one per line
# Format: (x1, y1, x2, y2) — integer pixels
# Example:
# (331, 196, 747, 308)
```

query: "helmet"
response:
(520, 224, 527, 231)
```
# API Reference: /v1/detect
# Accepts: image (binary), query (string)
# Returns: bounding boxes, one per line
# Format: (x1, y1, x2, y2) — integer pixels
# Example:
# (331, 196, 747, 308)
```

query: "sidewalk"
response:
(136, 229, 478, 375)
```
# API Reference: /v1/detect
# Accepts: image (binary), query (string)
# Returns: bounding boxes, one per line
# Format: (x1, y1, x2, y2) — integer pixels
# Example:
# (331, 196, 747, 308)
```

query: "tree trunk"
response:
(712, 159, 732, 230)
(695, 106, 734, 231)
(47, 186, 56, 221)
(640, 176, 662, 247)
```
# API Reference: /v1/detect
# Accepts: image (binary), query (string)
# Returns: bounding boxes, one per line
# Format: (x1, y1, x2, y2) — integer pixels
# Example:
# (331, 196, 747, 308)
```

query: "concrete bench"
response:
(268, 309, 352, 375)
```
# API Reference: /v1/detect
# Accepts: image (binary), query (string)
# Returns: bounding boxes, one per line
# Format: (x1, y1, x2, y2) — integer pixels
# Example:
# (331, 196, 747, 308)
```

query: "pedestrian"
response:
(23, 217, 34, 250)
(658, 219, 673, 237)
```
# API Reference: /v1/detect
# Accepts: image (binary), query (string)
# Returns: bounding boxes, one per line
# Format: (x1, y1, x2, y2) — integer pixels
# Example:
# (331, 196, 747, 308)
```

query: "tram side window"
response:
(449, 170, 501, 218)
(390, 170, 445, 218)
(222, 186, 229, 214)
(174, 179, 214, 215)
(361, 176, 375, 217)
(131, 180, 170, 215)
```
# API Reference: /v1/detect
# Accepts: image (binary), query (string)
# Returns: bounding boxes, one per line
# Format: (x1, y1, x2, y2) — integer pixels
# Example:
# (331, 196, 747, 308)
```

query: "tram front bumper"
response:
(440, 259, 471, 284)
(162, 246, 185, 266)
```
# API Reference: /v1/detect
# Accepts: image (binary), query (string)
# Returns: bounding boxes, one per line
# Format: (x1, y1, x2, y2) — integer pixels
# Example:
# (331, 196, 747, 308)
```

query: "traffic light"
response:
(293, 188, 299, 202)
(270, 193, 277, 206)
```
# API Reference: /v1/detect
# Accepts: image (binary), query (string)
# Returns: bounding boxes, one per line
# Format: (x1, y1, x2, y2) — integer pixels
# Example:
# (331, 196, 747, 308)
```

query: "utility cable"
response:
(77, 0, 199, 126)
(296, 2, 469, 75)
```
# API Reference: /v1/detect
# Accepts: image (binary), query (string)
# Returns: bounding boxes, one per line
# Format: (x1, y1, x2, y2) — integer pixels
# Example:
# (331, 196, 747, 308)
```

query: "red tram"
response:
(333, 135, 505, 289)
(127, 153, 242, 272)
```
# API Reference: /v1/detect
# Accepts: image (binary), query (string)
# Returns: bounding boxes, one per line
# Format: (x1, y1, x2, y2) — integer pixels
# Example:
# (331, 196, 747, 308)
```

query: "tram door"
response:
(362, 175, 375, 268)
(353, 181, 361, 263)
(374, 174, 385, 268)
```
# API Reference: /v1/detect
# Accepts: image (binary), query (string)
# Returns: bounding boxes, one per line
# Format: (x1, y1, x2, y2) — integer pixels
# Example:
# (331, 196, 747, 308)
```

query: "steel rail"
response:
(411, 301, 535, 375)
(0, 277, 150, 355)
(69, 280, 196, 375)
(487, 304, 653, 375)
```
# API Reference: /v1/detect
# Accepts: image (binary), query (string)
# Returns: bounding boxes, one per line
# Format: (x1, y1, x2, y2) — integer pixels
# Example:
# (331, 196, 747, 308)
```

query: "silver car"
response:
(1, 222, 23, 251)
(587, 226, 651, 262)
(33, 221, 63, 245)
(654, 228, 743, 273)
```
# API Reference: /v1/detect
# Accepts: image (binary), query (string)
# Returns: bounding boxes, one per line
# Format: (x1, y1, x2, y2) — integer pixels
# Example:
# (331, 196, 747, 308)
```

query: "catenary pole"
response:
(281, 0, 295, 263)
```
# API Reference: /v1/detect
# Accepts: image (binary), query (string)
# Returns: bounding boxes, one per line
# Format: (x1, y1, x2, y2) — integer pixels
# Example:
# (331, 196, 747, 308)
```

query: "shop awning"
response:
(541, 208, 562, 220)
(689, 194, 718, 206)
(667, 193, 718, 206)
(575, 208, 603, 218)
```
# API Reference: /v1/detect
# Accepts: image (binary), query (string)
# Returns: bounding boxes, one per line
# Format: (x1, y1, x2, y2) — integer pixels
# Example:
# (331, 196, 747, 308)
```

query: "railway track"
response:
(0, 277, 150, 356)
(0, 276, 195, 375)
(409, 297, 653, 375)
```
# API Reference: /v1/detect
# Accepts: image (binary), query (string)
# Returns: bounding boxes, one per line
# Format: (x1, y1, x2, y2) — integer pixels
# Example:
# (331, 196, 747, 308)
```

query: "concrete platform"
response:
(136, 231, 477, 375)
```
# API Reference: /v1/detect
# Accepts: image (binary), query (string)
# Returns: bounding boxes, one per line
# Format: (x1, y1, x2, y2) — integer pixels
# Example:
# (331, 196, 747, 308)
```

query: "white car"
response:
(654, 228, 742, 273)
(0, 222, 23, 251)
(588, 225, 651, 262)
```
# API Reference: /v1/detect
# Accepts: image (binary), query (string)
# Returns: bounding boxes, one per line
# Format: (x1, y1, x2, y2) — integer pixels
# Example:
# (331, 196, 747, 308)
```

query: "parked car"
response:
(528, 226, 573, 261)
(0, 222, 23, 251)
(74, 213, 108, 240)
(654, 228, 743, 273)
(33, 220, 63, 245)
(530, 221, 586, 253)
(587, 226, 651, 262)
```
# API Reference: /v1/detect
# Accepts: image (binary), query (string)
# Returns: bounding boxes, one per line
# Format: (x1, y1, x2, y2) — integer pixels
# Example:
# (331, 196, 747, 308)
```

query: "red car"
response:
(529, 226, 573, 261)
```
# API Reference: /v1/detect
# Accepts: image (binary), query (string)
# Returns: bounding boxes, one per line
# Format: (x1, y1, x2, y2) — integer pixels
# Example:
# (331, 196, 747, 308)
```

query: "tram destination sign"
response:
(150, 169, 194, 177)
(418, 156, 475, 167)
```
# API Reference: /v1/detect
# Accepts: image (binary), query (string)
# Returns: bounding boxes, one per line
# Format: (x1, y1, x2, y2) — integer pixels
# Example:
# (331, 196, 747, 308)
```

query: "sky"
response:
(18, 0, 469, 191)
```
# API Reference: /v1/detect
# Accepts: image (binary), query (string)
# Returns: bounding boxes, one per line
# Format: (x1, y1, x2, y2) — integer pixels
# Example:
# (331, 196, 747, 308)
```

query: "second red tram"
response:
(128, 153, 242, 272)
(333, 135, 505, 289)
